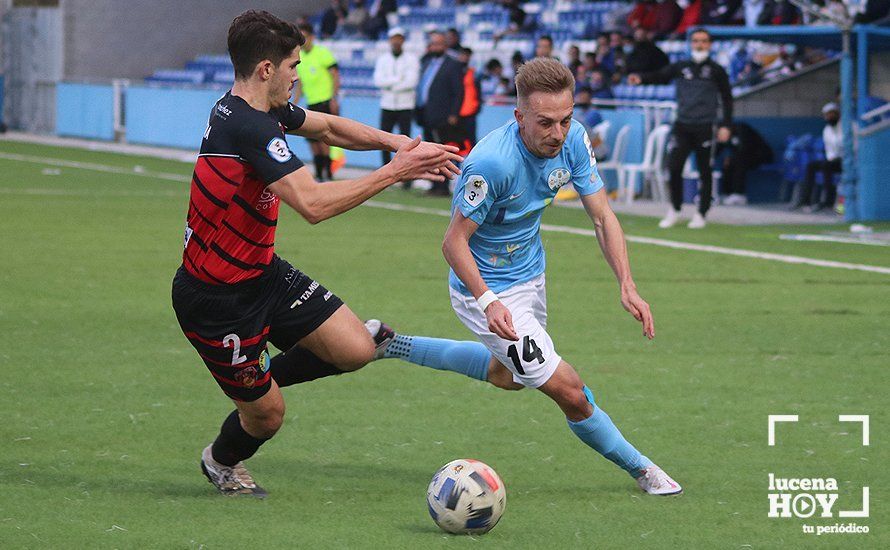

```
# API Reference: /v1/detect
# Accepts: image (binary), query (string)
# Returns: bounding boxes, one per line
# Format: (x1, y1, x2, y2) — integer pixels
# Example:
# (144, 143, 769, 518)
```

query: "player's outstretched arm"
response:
(580, 189, 655, 340)
(294, 110, 462, 178)
(269, 137, 453, 224)
(443, 211, 518, 341)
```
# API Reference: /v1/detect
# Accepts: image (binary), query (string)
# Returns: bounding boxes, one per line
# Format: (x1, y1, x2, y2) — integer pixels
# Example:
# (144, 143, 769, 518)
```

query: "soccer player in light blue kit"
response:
(367, 58, 681, 494)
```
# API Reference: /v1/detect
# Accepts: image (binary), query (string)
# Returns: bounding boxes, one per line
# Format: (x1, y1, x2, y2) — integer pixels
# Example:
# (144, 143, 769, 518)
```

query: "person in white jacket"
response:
(795, 102, 843, 211)
(374, 27, 420, 168)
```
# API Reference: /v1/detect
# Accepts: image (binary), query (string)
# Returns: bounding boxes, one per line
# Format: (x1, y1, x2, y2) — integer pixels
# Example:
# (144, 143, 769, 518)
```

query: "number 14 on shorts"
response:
(506, 336, 544, 375)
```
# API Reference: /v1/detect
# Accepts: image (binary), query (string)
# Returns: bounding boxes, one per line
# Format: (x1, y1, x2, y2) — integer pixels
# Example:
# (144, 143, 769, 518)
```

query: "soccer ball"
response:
(426, 459, 506, 535)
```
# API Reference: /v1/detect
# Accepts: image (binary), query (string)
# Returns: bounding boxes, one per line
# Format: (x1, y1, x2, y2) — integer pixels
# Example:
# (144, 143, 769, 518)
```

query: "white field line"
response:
(2, 151, 889, 276)
(365, 201, 890, 276)
(779, 233, 890, 247)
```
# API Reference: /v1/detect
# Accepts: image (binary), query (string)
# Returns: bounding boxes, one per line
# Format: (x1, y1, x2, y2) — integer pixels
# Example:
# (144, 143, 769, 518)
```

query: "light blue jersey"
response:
(449, 119, 605, 295)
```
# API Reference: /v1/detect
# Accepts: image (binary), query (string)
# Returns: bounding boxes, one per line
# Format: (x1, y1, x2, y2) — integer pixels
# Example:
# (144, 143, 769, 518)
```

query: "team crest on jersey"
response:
(464, 175, 488, 207)
(682, 67, 694, 80)
(547, 168, 571, 190)
(234, 366, 258, 388)
(266, 137, 293, 163)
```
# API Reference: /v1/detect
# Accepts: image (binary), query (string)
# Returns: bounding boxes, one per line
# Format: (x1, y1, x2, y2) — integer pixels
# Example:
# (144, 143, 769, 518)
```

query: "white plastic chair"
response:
(596, 124, 630, 193)
(618, 124, 671, 204)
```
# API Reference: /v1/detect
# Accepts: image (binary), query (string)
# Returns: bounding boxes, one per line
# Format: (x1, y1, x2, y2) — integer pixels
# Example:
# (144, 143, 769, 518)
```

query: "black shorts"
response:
(306, 101, 333, 142)
(172, 255, 343, 402)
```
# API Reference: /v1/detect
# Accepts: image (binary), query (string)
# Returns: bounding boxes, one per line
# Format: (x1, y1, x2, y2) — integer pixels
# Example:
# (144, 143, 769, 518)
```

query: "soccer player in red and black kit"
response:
(172, 10, 461, 497)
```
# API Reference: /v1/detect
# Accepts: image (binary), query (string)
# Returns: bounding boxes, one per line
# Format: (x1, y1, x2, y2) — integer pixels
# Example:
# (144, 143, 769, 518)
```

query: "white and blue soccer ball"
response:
(426, 459, 506, 535)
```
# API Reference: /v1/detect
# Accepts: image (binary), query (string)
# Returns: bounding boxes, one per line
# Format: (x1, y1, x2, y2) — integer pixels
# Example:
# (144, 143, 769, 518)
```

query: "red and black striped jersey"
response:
(183, 92, 306, 284)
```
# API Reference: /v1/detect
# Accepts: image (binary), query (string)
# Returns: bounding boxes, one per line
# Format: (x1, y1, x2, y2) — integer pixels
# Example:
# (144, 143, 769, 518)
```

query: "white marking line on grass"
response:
(0, 151, 189, 182)
(365, 201, 890, 276)
(2, 149, 888, 276)
(780, 233, 890, 247)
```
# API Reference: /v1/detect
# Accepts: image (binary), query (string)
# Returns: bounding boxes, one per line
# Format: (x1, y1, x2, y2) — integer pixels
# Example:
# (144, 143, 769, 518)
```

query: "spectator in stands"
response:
(588, 68, 614, 99)
(507, 50, 525, 96)
(574, 87, 610, 160)
(795, 103, 842, 212)
(493, 0, 530, 43)
(675, 0, 702, 37)
(535, 35, 557, 60)
(445, 28, 463, 59)
(594, 33, 618, 75)
(373, 27, 420, 170)
(294, 23, 341, 181)
(625, 29, 670, 76)
(652, 0, 683, 38)
(479, 59, 510, 99)
(701, 0, 742, 25)
(757, 0, 801, 24)
(458, 48, 482, 151)
(321, 0, 348, 38)
(567, 45, 582, 74)
(363, 0, 396, 39)
(628, 0, 659, 31)
(340, 0, 369, 35)
(628, 28, 733, 229)
(416, 31, 465, 195)
(718, 122, 774, 205)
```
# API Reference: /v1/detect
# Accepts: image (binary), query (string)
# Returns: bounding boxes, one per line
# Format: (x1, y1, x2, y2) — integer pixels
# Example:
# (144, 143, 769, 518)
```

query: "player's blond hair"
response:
(514, 58, 575, 104)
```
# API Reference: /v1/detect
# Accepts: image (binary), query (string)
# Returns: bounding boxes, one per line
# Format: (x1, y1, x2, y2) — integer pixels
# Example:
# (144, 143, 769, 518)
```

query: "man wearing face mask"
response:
(794, 103, 842, 212)
(629, 28, 732, 229)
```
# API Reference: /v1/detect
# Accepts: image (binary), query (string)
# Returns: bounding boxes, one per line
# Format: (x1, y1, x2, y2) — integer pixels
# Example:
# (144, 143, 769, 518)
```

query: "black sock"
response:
(313, 154, 324, 180)
(270, 346, 345, 387)
(211, 410, 269, 467)
(323, 155, 332, 180)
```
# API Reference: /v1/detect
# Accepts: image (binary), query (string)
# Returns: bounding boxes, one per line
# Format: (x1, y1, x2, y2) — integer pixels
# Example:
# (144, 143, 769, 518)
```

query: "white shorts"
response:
(450, 275, 562, 388)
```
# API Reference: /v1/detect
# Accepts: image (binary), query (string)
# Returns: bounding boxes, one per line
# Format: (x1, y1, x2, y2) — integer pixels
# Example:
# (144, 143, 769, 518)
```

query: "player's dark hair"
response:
(539, 34, 553, 45)
(228, 10, 306, 80)
(690, 28, 712, 40)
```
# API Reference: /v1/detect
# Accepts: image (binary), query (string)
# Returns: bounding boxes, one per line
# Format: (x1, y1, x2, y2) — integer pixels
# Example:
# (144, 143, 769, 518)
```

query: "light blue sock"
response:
(567, 386, 652, 478)
(384, 335, 490, 382)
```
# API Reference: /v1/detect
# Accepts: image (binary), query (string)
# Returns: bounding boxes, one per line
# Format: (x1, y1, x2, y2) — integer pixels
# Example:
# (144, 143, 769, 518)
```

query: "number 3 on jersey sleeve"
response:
(463, 175, 488, 207)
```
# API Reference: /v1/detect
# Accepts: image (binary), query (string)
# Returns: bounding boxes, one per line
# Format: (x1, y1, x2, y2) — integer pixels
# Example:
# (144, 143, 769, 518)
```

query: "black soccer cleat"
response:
(200, 445, 268, 498)
(364, 319, 395, 360)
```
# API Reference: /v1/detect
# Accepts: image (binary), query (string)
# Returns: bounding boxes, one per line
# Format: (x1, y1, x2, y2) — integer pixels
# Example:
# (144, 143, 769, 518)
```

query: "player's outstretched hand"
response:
(621, 286, 655, 340)
(415, 140, 463, 180)
(485, 300, 518, 341)
(390, 137, 463, 183)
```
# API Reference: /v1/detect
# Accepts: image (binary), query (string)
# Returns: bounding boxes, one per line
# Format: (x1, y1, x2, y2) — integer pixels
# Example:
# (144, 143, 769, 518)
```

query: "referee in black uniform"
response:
(629, 28, 732, 229)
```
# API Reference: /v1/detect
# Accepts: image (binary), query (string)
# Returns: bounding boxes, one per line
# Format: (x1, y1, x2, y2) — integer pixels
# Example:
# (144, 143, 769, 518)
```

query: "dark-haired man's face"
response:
(271, 47, 301, 108)
(691, 32, 711, 52)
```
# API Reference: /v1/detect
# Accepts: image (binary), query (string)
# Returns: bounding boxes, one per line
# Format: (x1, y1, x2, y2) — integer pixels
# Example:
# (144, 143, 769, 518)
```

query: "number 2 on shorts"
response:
(506, 336, 545, 375)
(223, 333, 248, 365)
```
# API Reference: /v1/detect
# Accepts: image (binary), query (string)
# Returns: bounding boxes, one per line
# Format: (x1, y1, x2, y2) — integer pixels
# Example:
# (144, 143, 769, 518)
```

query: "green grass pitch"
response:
(0, 140, 887, 548)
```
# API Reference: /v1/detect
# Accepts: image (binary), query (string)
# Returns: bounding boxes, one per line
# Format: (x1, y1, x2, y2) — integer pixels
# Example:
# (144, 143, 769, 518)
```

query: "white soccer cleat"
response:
(364, 319, 395, 360)
(200, 444, 267, 498)
(636, 465, 683, 495)
(687, 212, 706, 229)
(658, 209, 680, 228)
